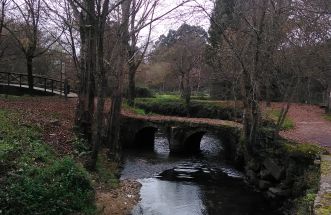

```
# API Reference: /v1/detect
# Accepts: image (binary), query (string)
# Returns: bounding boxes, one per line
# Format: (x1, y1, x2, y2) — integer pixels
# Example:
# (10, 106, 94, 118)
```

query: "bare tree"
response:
(0, 0, 8, 58)
(5, 0, 62, 91)
(127, 0, 156, 106)
(197, 0, 294, 148)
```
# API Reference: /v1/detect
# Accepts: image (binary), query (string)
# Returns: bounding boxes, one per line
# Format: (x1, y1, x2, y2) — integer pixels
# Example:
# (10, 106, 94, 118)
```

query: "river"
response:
(120, 132, 281, 215)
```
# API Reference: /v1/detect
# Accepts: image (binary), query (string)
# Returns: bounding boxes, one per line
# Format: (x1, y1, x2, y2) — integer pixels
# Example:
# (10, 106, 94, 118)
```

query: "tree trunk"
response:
(75, 11, 95, 134)
(26, 56, 33, 91)
(107, 94, 123, 162)
(127, 63, 136, 106)
(184, 72, 191, 115)
(88, 91, 105, 170)
(180, 74, 184, 98)
(266, 83, 271, 107)
(327, 87, 331, 113)
(107, 0, 131, 163)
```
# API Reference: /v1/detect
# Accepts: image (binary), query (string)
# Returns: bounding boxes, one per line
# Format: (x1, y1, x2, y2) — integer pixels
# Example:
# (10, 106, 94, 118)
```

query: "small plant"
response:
(95, 150, 119, 188)
(0, 109, 96, 215)
(0, 158, 95, 215)
(324, 114, 331, 122)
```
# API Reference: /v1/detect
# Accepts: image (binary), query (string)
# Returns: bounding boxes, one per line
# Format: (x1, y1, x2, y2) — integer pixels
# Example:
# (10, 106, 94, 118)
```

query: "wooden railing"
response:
(0, 72, 66, 94)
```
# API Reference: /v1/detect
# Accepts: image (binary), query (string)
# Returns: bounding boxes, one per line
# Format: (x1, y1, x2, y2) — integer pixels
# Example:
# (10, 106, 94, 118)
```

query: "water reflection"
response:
(121, 132, 280, 215)
(132, 179, 206, 215)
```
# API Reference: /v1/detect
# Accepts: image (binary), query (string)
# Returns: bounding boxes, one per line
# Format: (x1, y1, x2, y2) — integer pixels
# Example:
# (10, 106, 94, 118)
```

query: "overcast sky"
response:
(139, 0, 214, 45)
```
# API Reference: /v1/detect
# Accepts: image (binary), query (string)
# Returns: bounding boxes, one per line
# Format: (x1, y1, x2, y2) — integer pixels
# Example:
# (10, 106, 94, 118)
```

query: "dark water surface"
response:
(121, 133, 281, 215)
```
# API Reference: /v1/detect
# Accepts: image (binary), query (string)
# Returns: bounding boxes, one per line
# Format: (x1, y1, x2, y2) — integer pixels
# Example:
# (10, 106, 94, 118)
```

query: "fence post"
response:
(19, 74, 22, 87)
(7, 73, 10, 86)
(44, 78, 47, 92)
(64, 79, 68, 100)
(51, 80, 54, 93)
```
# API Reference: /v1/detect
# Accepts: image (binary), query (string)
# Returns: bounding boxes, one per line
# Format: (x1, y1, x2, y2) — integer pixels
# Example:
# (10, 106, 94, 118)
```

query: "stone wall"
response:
(314, 155, 331, 215)
(243, 139, 326, 213)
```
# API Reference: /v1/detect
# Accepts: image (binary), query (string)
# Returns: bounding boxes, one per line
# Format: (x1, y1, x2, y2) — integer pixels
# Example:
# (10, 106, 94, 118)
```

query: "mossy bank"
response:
(0, 109, 96, 214)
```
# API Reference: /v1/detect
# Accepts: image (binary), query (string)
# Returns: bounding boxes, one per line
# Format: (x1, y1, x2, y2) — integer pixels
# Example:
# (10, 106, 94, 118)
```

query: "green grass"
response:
(123, 102, 147, 115)
(95, 150, 119, 188)
(0, 109, 96, 214)
(0, 94, 30, 100)
(283, 142, 327, 160)
(154, 94, 181, 101)
(324, 114, 331, 122)
(135, 96, 242, 120)
(266, 109, 295, 130)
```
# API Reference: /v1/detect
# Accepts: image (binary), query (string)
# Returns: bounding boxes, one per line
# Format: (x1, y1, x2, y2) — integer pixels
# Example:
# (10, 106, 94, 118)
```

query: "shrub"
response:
(0, 158, 95, 215)
(0, 110, 95, 215)
(135, 87, 154, 98)
(135, 97, 242, 120)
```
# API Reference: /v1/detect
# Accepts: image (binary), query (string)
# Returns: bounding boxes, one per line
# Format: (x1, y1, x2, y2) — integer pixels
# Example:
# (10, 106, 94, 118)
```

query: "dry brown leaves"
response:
(0, 96, 77, 154)
(263, 102, 331, 152)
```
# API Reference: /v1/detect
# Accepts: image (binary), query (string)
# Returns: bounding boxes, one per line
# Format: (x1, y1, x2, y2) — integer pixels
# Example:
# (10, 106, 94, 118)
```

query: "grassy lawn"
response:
(123, 102, 147, 115)
(0, 109, 96, 214)
(265, 109, 295, 130)
(324, 114, 331, 122)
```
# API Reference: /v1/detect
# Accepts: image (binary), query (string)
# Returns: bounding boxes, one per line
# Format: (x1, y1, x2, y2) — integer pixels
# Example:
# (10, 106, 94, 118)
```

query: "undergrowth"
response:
(135, 97, 242, 120)
(0, 109, 95, 215)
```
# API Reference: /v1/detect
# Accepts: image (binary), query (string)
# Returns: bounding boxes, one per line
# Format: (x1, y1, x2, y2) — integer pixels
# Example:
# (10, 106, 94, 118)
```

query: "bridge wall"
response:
(120, 116, 242, 161)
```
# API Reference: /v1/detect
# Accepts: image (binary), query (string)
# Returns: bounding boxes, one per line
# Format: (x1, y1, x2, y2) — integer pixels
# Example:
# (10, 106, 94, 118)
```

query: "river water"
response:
(120, 132, 281, 215)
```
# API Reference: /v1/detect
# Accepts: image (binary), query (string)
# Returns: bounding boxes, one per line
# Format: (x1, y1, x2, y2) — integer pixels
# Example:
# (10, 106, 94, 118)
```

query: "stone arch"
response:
(212, 129, 240, 161)
(182, 130, 207, 154)
(133, 126, 158, 149)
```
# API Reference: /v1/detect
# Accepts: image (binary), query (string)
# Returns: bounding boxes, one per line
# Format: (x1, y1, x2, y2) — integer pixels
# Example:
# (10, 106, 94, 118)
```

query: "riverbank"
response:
(96, 180, 141, 214)
(1, 95, 330, 214)
(0, 96, 141, 214)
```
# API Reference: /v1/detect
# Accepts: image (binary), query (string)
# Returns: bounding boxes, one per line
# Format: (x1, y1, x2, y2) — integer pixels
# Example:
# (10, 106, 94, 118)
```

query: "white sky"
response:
(139, 0, 214, 45)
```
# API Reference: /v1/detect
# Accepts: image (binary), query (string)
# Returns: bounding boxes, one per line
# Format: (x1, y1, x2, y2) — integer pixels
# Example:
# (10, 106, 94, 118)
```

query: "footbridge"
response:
(120, 112, 243, 159)
(0, 72, 77, 97)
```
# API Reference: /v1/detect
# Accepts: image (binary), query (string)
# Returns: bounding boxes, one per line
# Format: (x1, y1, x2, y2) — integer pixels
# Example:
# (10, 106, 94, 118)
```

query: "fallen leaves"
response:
(0, 96, 77, 155)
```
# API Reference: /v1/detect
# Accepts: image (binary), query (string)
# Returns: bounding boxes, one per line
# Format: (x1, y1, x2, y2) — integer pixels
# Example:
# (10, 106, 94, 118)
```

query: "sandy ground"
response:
(96, 180, 141, 215)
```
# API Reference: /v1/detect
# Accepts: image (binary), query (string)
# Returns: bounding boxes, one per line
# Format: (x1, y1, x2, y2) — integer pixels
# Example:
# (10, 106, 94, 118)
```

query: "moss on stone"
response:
(283, 142, 327, 161)
(316, 194, 331, 215)
(321, 159, 331, 177)
(316, 206, 331, 215)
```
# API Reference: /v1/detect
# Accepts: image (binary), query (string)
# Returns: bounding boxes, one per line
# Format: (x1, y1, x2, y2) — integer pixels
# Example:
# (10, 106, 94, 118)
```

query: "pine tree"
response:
(208, 0, 236, 48)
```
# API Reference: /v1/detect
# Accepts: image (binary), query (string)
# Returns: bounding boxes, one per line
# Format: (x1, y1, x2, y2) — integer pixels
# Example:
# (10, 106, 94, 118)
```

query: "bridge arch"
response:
(132, 126, 158, 149)
(182, 130, 207, 153)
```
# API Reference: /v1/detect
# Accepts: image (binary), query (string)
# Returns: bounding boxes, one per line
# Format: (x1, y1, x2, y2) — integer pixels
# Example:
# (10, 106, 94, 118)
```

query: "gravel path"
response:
(277, 103, 331, 152)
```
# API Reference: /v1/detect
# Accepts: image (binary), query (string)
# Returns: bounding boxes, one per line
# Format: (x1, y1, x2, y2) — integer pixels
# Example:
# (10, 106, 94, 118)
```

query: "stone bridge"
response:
(120, 113, 243, 159)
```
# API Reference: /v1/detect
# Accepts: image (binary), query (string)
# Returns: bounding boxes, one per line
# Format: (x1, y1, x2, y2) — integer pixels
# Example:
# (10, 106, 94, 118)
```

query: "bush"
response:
(135, 87, 154, 98)
(135, 97, 242, 120)
(0, 158, 95, 215)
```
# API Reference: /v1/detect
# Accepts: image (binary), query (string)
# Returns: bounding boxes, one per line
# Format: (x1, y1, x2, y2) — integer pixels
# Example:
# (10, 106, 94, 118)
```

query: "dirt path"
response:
(274, 103, 331, 152)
